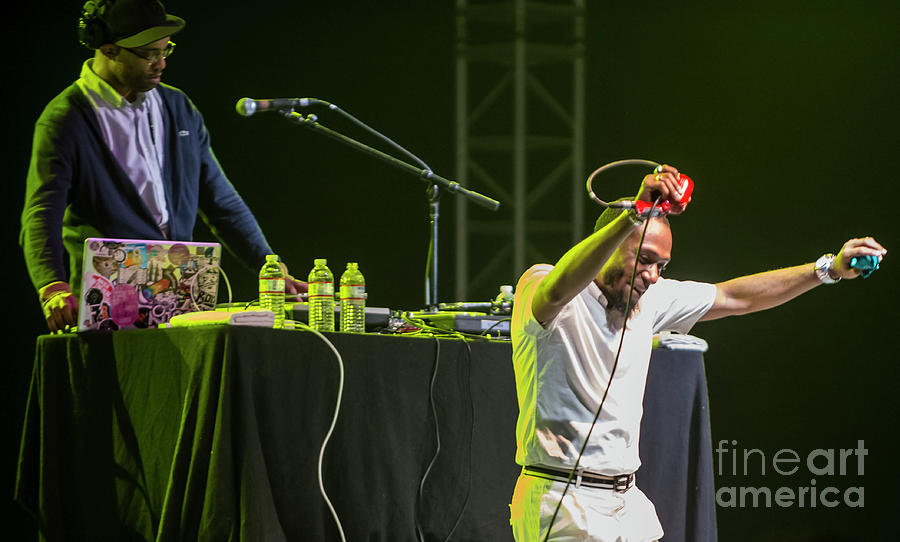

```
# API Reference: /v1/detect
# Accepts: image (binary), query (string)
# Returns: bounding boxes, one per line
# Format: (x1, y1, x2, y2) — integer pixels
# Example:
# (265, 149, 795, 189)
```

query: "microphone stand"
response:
(280, 110, 500, 311)
(425, 183, 440, 312)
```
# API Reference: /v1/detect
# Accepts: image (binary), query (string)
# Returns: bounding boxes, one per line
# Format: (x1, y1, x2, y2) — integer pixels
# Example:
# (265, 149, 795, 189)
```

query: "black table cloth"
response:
(15, 326, 715, 541)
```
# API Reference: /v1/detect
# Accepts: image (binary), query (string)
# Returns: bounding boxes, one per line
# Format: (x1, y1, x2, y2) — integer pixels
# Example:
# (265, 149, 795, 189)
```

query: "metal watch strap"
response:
(815, 253, 841, 284)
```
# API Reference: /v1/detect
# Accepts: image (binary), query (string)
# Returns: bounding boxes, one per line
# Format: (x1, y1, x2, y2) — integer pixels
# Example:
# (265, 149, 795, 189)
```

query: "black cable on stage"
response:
(415, 336, 443, 542)
(480, 317, 512, 337)
(540, 196, 662, 542)
(321, 99, 433, 174)
(400, 313, 504, 342)
(440, 338, 475, 542)
(410, 334, 477, 542)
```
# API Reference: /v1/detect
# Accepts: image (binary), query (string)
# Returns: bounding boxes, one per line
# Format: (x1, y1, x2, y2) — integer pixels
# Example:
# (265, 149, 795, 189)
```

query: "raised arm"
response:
(700, 237, 886, 321)
(532, 164, 688, 325)
(531, 211, 637, 324)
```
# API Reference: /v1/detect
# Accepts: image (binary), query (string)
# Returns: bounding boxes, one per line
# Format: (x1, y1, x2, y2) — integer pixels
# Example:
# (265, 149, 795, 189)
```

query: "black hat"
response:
(82, 0, 185, 48)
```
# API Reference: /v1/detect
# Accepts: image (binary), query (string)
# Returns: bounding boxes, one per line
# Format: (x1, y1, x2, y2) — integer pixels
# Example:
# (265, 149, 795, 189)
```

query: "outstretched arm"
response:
(700, 237, 886, 321)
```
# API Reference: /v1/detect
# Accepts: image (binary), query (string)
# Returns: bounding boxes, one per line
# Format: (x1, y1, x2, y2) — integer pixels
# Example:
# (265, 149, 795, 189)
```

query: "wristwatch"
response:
(814, 253, 841, 284)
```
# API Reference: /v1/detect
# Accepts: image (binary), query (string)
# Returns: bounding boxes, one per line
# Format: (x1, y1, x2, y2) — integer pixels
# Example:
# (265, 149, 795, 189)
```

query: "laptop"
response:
(78, 238, 222, 331)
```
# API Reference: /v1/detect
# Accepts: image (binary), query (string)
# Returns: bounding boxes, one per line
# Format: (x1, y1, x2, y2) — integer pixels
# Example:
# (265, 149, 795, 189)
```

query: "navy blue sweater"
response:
(21, 82, 273, 294)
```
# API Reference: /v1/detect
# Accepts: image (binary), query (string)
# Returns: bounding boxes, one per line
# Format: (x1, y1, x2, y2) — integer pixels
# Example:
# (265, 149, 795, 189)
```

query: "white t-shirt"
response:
(511, 264, 717, 475)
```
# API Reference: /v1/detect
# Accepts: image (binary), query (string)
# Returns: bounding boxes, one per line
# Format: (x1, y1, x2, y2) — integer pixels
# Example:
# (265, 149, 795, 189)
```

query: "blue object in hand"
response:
(850, 255, 880, 278)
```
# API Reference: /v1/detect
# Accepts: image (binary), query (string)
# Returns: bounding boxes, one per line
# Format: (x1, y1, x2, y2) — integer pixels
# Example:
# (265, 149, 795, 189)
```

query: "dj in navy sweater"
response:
(20, 0, 303, 332)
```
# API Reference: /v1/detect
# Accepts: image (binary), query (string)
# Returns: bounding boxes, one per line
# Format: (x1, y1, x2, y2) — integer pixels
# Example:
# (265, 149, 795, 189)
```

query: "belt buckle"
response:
(612, 474, 631, 493)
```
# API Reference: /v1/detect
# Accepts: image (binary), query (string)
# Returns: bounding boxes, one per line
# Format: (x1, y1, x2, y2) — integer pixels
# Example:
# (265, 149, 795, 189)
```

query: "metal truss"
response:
(454, 0, 586, 300)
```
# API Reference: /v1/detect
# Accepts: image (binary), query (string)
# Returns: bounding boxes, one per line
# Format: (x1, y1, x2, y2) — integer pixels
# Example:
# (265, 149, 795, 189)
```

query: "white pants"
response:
(510, 471, 664, 542)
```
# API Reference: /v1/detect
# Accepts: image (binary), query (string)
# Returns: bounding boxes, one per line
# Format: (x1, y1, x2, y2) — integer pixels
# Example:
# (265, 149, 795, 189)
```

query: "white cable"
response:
(286, 319, 347, 542)
(218, 266, 234, 308)
(186, 262, 233, 312)
(585, 158, 660, 208)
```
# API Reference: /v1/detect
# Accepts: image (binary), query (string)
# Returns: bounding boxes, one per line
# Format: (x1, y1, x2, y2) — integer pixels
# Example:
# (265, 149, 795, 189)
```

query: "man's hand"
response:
(637, 164, 690, 214)
(832, 237, 887, 280)
(286, 277, 309, 295)
(279, 263, 309, 296)
(40, 282, 78, 333)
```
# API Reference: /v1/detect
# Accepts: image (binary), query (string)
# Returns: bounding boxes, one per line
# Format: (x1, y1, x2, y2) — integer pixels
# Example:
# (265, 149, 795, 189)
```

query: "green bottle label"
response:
(259, 278, 284, 294)
(309, 281, 334, 297)
(340, 285, 365, 300)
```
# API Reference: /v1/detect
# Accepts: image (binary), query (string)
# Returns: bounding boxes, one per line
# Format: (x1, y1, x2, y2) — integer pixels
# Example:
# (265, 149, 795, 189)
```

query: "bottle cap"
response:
(315, 258, 327, 266)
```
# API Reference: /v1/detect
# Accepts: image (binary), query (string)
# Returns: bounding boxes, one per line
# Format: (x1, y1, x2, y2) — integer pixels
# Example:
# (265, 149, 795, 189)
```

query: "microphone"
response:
(850, 255, 880, 278)
(609, 173, 694, 217)
(235, 97, 320, 117)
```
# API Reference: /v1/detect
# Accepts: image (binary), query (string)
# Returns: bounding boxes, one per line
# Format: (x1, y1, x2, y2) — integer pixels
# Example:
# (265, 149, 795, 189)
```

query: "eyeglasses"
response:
(122, 41, 176, 63)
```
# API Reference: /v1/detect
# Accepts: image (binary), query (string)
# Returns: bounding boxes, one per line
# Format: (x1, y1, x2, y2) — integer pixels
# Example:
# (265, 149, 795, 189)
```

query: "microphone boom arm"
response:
(283, 111, 500, 211)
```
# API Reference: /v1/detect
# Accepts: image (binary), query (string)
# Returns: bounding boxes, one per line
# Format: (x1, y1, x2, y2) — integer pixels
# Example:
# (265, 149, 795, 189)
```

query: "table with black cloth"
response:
(15, 326, 716, 541)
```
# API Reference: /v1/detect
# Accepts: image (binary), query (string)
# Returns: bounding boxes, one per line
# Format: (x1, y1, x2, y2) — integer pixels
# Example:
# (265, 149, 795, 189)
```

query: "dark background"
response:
(5, 1, 898, 539)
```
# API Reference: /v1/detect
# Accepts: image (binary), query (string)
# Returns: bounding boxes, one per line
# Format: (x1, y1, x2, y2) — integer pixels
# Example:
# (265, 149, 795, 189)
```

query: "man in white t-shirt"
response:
(509, 164, 886, 542)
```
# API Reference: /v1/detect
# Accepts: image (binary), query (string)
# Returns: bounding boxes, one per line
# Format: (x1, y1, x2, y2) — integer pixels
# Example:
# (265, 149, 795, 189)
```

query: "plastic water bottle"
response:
(492, 284, 514, 314)
(308, 258, 334, 331)
(340, 262, 366, 333)
(259, 254, 285, 329)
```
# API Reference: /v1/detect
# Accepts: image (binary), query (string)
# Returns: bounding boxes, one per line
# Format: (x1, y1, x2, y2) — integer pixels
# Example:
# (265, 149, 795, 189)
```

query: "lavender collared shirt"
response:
(76, 59, 169, 237)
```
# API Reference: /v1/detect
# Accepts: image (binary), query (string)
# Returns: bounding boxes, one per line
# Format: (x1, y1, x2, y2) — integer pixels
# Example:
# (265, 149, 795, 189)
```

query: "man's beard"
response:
(600, 266, 642, 318)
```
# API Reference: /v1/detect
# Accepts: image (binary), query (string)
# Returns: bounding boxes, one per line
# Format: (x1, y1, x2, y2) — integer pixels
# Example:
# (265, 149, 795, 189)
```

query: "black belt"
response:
(523, 465, 635, 493)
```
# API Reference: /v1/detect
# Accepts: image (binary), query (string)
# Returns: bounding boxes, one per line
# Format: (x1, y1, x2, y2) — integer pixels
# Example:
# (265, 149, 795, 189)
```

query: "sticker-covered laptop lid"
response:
(78, 238, 221, 331)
